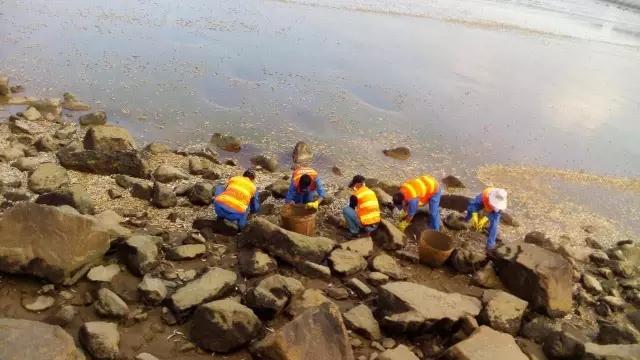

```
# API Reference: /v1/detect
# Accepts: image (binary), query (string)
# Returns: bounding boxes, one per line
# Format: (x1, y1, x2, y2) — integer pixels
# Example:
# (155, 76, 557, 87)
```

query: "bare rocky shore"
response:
(0, 74, 639, 360)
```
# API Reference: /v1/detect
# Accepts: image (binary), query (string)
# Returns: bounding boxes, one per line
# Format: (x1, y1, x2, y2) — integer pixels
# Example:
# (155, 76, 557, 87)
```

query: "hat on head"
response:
(488, 188, 508, 211)
(349, 175, 366, 188)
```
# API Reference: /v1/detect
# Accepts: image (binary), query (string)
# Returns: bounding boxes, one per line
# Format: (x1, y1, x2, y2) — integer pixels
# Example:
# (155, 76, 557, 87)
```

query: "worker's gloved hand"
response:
(477, 216, 489, 230)
(397, 220, 410, 231)
(306, 200, 320, 210)
(470, 212, 479, 230)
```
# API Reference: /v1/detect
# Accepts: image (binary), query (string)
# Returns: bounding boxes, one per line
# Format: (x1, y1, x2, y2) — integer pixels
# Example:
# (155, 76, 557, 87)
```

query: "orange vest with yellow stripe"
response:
(215, 176, 257, 213)
(292, 167, 318, 192)
(353, 185, 381, 226)
(400, 175, 439, 205)
(481, 187, 495, 212)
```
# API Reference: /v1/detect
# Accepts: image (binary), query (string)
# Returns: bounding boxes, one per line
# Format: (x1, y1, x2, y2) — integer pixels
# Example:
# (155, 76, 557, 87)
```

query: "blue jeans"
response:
(342, 206, 378, 235)
(427, 189, 442, 231)
(291, 190, 318, 204)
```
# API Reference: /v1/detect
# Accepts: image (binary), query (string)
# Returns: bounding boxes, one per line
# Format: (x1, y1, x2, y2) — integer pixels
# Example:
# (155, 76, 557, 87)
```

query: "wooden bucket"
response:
(280, 204, 317, 236)
(418, 230, 454, 267)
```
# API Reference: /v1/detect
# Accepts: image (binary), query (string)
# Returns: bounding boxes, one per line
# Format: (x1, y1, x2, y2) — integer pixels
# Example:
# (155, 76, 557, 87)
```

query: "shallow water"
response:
(1, 0, 639, 237)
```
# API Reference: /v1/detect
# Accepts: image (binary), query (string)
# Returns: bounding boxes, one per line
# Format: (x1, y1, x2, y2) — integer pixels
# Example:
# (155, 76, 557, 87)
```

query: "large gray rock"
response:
(339, 237, 373, 258)
(343, 304, 381, 340)
(57, 149, 149, 178)
(0, 75, 10, 96)
(137, 274, 167, 305)
(480, 290, 528, 335)
(238, 249, 277, 277)
(244, 274, 304, 318)
(444, 326, 528, 360)
(598, 321, 640, 345)
(153, 164, 189, 183)
(0, 318, 85, 360)
(244, 218, 336, 265)
(189, 182, 214, 205)
(27, 98, 62, 117)
(250, 303, 354, 360)
(383, 146, 411, 160)
(35, 184, 95, 214)
(94, 288, 129, 318)
(28, 163, 69, 194)
(0, 203, 111, 283)
(166, 244, 206, 260)
(210, 132, 241, 152)
(79, 322, 120, 360)
(328, 248, 367, 276)
(372, 253, 406, 280)
(292, 141, 313, 165)
(266, 179, 289, 198)
(378, 345, 419, 360)
(151, 182, 177, 208)
(583, 343, 640, 360)
(191, 299, 262, 353)
(378, 281, 482, 333)
(493, 242, 573, 317)
(83, 125, 135, 152)
(287, 289, 334, 317)
(79, 111, 107, 126)
(372, 219, 406, 250)
(169, 267, 237, 315)
(122, 235, 158, 276)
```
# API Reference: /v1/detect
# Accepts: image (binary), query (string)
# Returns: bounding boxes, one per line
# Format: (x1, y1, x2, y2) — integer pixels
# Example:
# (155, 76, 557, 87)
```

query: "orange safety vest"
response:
(481, 187, 496, 212)
(400, 175, 439, 205)
(353, 185, 381, 226)
(292, 167, 318, 192)
(215, 176, 257, 213)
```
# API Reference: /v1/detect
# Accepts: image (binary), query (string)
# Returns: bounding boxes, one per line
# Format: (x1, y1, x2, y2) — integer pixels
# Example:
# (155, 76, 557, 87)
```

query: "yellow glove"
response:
(470, 212, 479, 230)
(477, 216, 489, 230)
(306, 200, 320, 210)
(397, 220, 410, 231)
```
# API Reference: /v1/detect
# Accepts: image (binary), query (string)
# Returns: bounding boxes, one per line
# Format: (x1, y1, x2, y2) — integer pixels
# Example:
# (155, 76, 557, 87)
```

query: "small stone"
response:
(582, 274, 603, 294)
(346, 278, 372, 298)
(166, 244, 206, 260)
(382, 147, 410, 160)
(136, 353, 160, 360)
(325, 286, 350, 300)
(46, 305, 77, 326)
(238, 249, 277, 277)
(296, 261, 332, 279)
(441, 175, 465, 188)
(22, 295, 56, 312)
(137, 275, 167, 305)
(371, 253, 406, 280)
(79, 321, 120, 360)
(343, 304, 382, 340)
(381, 338, 396, 349)
(95, 288, 129, 318)
(329, 249, 367, 277)
(87, 264, 121, 282)
(367, 272, 390, 286)
(378, 345, 419, 360)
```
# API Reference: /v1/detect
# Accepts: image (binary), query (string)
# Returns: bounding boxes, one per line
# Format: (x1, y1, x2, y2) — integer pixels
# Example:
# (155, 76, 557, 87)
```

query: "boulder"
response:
(79, 111, 107, 126)
(188, 156, 215, 175)
(372, 187, 393, 207)
(137, 274, 167, 305)
(444, 326, 528, 360)
(121, 235, 158, 276)
(153, 164, 189, 183)
(169, 267, 237, 315)
(472, 262, 504, 289)
(520, 316, 562, 344)
(210, 132, 241, 152)
(383, 146, 410, 160)
(0, 203, 111, 283)
(87, 264, 121, 282)
(79, 322, 120, 360)
(372, 253, 406, 280)
(479, 290, 528, 335)
(440, 194, 471, 212)
(62, 93, 90, 111)
(329, 248, 367, 276)
(189, 182, 214, 205)
(3, 189, 30, 202)
(493, 242, 573, 317)
(368, 271, 390, 286)
(46, 305, 78, 327)
(0, 318, 84, 360)
(598, 321, 640, 345)
(27, 98, 62, 117)
(12, 156, 43, 172)
(287, 289, 334, 317)
(583, 343, 640, 360)
(9, 118, 47, 135)
(95, 288, 129, 318)
(295, 260, 331, 279)
(0, 75, 10, 96)
(378, 281, 482, 333)
(251, 155, 279, 172)
(191, 299, 262, 353)
(266, 179, 290, 198)
(22, 106, 42, 121)
(543, 329, 589, 359)
(55, 126, 76, 140)
(28, 163, 69, 194)
(523, 231, 555, 251)
(244, 218, 336, 265)
(136, 354, 160, 360)
(378, 345, 419, 360)
(35, 134, 60, 151)
(166, 244, 206, 260)
(243, 274, 304, 319)
(250, 303, 354, 360)
(35, 184, 95, 214)
(343, 304, 381, 340)
(83, 125, 135, 152)
(151, 182, 177, 208)
(238, 249, 277, 277)
(582, 274, 604, 294)
(339, 237, 374, 258)
(451, 247, 487, 274)
(346, 278, 372, 298)
(292, 141, 313, 165)
(372, 219, 406, 250)
(441, 175, 465, 188)
(57, 149, 149, 178)
(131, 180, 153, 200)
(94, 210, 131, 238)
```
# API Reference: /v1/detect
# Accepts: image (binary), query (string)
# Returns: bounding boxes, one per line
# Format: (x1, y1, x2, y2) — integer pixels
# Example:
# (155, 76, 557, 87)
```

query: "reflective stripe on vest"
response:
(353, 185, 381, 226)
(400, 175, 439, 205)
(482, 187, 495, 212)
(292, 167, 318, 192)
(215, 176, 256, 213)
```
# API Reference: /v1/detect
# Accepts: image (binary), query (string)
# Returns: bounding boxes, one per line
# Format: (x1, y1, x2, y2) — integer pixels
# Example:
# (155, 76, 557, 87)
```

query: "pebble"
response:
(23, 295, 56, 312)
(371, 341, 385, 352)
(381, 337, 396, 349)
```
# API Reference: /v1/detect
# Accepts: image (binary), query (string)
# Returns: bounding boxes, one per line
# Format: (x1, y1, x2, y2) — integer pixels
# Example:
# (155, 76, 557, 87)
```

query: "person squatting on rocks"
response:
(212, 170, 260, 231)
(465, 187, 508, 250)
(342, 175, 381, 238)
(392, 175, 442, 232)
(285, 164, 326, 209)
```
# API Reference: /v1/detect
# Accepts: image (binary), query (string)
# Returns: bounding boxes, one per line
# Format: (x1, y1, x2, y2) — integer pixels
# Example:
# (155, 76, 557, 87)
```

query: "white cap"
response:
(488, 188, 508, 211)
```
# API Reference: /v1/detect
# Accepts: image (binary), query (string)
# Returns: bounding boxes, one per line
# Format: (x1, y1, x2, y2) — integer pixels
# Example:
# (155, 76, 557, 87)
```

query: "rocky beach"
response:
(0, 74, 639, 360)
